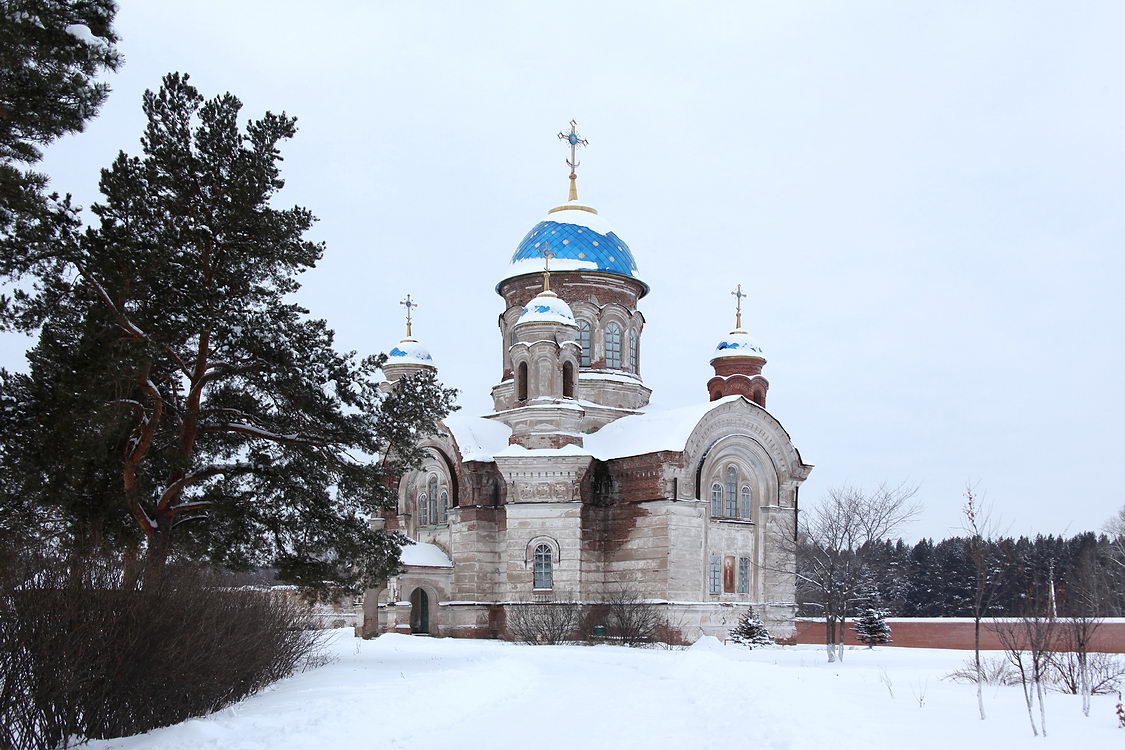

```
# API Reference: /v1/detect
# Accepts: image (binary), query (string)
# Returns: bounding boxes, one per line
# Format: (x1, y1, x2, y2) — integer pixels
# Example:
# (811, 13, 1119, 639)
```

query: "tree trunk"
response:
(974, 617, 985, 720)
(1079, 651, 1089, 717)
(1034, 672, 1047, 737)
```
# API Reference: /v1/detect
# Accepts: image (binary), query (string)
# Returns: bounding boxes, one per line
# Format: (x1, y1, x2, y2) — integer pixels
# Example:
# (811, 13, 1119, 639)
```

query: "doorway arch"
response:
(409, 588, 430, 634)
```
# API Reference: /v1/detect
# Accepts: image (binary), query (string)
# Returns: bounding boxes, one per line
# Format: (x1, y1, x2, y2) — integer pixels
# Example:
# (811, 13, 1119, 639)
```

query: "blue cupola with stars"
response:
(498, 121, 647, 296)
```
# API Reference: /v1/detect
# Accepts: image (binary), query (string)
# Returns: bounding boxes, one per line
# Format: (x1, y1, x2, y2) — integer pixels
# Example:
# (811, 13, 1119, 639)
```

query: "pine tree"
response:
(0, 73, 457, 595)
(852, 607, 892, 647)
(0, 0, 120, 263)
(729, 610, 773, 648)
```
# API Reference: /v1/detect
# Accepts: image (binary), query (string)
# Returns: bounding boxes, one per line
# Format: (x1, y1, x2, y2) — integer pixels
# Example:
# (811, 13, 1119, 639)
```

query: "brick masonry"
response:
(795, 618, 1125, 653)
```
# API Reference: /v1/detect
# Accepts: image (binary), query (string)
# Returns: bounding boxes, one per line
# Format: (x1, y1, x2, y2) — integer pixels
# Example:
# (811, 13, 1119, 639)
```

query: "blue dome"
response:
(500, 204, 646, 293)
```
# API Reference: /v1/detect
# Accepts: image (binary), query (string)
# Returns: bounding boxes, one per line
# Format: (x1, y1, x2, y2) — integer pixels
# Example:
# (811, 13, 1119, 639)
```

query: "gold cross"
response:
(537, 244, 555, 293)
(400, 294, 417, 337)
(731, 284, 747, 330)
(558, 120, 588, 201)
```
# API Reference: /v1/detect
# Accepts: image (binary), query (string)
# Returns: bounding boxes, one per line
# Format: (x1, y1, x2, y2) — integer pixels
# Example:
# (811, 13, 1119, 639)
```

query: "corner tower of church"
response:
(707, 284, 769, 406)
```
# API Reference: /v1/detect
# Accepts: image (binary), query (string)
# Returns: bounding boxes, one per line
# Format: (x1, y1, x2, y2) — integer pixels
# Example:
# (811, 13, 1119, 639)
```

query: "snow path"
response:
(87, 631, 1118, 749)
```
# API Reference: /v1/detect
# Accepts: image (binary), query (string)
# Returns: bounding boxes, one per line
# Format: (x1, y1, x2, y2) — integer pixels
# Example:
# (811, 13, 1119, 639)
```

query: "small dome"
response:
(386, 337, 435, 367)
(516, 291, 577, 327)
(499, 201, 648, 295)
(711, 330, 765, 361)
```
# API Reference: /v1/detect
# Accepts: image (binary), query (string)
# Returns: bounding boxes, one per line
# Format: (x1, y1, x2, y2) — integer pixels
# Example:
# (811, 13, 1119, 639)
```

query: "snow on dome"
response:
(386, 337, 435, 367)
(498, 201, 647, 294)
(515, 292, 577, 327)
(711, 330, 765, 361)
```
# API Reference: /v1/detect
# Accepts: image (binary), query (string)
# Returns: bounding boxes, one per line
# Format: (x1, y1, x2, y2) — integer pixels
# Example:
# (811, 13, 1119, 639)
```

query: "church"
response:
(357, 123, 812, 643)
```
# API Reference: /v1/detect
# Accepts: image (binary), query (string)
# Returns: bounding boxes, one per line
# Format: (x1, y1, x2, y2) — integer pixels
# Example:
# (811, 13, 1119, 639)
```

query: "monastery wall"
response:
(794, 618, 1125, 653)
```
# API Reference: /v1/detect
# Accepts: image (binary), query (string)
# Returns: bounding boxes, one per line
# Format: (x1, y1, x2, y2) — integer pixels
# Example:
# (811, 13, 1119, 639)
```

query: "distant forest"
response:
(797, 532, 1125, 618)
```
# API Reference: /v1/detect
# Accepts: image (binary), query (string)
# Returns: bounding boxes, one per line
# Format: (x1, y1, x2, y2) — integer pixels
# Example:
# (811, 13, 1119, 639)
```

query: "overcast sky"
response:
(5, 1, 1123, 541)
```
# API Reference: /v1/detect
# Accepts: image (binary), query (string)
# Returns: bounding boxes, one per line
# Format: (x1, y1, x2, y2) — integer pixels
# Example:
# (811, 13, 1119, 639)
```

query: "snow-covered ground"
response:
(88, 631, 1119, 749)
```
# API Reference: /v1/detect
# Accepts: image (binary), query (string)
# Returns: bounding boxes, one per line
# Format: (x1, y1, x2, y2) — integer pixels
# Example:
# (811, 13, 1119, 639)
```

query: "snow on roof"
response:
(502, 256, 599, 282)
(583, 396, 743, 459)
(516, 291, 577, 327)
(443, 413, 512, 462)
(385, 337, 435, 367)
(712, 330, 765, 361)
(399, 539, 453, 568)
(578, 371, 644, 385)
(493, 442, 592, 458)
(543, 204, 613, 234)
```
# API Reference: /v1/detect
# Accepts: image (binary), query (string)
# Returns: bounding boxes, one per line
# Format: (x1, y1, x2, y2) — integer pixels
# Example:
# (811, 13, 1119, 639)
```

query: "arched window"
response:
(711, 483, 723, 517)
(628, 330, 638, 373)
(741, 486, 751, 520)
(562, 361, 575, 398)
(517, 361, 528, 401)
(439, 490, 449, 524)
(726, 467, 738, 517)
(428, 475, 439, 525)
(533, 543, 553, 589)
(418, 493, 429, 526)
(577, 319, 592, 366)
(605, 323, 622, 369)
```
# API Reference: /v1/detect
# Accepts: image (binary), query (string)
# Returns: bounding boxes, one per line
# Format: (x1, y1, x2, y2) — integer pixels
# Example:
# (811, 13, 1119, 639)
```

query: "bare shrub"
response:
(0, 547, 327, 748)
(945, 655, 1021, 686)
(1049, 650, 1124, 696)
(599, 586, 665, 647)
(506, 593, 583, 645)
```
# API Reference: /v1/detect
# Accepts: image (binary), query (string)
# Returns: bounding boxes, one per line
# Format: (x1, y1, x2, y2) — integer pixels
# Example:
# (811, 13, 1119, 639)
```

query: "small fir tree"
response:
(729, 610, 773, 648)
(853, 607, 892, 647)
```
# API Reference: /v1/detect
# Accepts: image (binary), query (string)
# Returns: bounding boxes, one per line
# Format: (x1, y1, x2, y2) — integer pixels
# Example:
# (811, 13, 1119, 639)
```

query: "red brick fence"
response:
(794, 618, 1125, 653)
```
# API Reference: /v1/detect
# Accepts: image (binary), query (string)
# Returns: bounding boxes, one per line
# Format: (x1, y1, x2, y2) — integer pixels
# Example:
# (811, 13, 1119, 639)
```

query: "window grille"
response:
(737, 557, 750, 594)
(428, 475, 439, 525)
(741, 486, 751, 520)
(418, 493, 429, 526)
(605, 323, 622, 369)
(711, 483, 723, 517)
(726, 467, 738, 517)
(709, 555, 722, 594)
(577, 320, 592, 366)
(533, 544, 553, 589)
(628, 330, 638, 373)
(439, 490, 449, 524)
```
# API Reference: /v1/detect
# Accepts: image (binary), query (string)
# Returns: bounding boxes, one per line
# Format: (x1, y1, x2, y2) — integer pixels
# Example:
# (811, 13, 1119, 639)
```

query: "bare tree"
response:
(1106, 505, 1125, 573)
(1058, 545, 1111, 717)
(994, 585, 1057, 737)
(786, 483, 919, 662)
(962, 485, 1001, 720)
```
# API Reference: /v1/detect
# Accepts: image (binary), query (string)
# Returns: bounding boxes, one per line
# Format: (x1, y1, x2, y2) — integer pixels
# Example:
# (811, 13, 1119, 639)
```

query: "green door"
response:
(410, 588, 429, 634)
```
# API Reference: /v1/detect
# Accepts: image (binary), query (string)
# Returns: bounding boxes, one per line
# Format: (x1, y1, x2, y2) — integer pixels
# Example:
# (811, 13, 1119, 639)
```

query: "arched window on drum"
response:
(605, 323, 622, 369)
(577, 319, 592, 366)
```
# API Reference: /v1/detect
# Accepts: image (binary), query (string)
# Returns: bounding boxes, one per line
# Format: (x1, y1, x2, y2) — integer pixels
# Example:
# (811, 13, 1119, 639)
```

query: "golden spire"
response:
(558, 119, 588, 202)
(731, 284, 747, 331)
(399, 293, 417, 338)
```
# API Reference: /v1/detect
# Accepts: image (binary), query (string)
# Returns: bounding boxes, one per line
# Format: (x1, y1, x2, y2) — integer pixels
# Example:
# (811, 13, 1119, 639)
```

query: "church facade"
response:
(357, 126, 812, 643)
